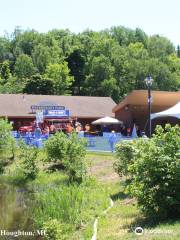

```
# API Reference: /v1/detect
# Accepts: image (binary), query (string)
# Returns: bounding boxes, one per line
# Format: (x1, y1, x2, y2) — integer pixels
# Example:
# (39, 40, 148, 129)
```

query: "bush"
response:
(45, 132, 87, 183)
(18, 141, 39, 181)
(114, 140, 136, 177)
(43, 219, 62, 240)
(0, 119, 16, 173)
(128, 124, 180, 218)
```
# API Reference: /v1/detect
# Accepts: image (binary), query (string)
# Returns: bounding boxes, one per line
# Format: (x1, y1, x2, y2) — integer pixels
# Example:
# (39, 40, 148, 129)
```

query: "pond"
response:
(0, 183, 43, 239)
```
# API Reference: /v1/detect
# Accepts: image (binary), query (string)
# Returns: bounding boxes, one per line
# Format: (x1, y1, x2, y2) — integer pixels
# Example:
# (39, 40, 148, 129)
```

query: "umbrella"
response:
(92, 116, 122, 125)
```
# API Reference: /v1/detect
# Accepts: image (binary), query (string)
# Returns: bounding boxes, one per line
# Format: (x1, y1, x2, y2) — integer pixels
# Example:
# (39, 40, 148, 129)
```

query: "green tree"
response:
(148, 35, 175, 59)
(177, 45, 180, 58)
(128, 125, 180, 218)
(45, 132, 87, 183)
(0, 76, 24, 93)
(67, 49, 85, 95)
(0, 37, 12, 62)
(11, 29, 40, 57)
(23, 74, 54, 95)
(14, 54, 36, 78)
(44, 62, 74, 95)
(32, 43, 61, 73)
(0, 60, 11, 80)
(84, 54, 116, 97)
(0, 119, 15, 173)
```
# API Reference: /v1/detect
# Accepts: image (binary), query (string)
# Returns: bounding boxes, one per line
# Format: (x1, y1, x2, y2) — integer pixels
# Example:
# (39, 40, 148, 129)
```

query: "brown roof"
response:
(113, 90, 180, 112)
(0, 94, 115, 118)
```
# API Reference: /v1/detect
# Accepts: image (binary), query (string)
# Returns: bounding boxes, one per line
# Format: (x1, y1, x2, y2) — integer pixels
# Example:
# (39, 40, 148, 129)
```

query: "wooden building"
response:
(0, 94, 116, 130)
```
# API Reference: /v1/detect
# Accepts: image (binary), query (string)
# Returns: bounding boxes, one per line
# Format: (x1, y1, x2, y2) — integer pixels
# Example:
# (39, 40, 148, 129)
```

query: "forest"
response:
(0, 26, 179, 102)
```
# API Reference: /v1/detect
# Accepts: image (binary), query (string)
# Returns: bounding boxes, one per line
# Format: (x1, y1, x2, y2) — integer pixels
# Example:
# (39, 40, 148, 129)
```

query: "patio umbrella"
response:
(92, 116, 122, 125)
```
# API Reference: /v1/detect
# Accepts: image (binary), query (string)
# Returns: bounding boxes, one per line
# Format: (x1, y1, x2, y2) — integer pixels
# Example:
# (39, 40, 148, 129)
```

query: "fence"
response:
(12, 131, 135, 152)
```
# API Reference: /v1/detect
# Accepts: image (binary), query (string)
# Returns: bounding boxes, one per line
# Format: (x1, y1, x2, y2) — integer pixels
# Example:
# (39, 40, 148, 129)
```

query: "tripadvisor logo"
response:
(134, 227, 144, 235)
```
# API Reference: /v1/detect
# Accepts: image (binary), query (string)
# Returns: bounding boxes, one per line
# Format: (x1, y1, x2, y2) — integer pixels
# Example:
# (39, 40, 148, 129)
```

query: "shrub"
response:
(128, 124, 180, 219)
(0, 119, 16, 173)
(18, 141, 39, 181)
(45, 132, 87, 183)
(43, 219, 62, 240)
(114, 140, 136, 177)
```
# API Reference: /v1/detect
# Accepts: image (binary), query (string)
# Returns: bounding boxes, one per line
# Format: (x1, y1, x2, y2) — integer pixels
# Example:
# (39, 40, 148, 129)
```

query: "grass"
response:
(1, 151, 180, 239)
(30, 175, 110, 239)
(86, 152, 180, 240)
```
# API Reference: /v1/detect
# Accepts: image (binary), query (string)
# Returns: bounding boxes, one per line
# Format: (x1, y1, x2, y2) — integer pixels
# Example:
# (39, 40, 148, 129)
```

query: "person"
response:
(85, 124, 91, 132)
(44, 125, 50, 139)
(34, 127, 43, 148)
(135, 125, 141, 137)
(66, 123, 74, 135)
(50, 123, 56, 134)
(121, 125, 127, 136)
(75, 123, 82, 133)
(25, 130, 32, 145)
(127, 127, 131, 137)
(108, 130, 117, 152)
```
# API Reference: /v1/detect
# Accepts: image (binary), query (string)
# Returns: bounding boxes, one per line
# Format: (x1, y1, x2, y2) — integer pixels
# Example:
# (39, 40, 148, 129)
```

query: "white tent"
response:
(92, 116, 122, 125)
(151, 102, 180, 120)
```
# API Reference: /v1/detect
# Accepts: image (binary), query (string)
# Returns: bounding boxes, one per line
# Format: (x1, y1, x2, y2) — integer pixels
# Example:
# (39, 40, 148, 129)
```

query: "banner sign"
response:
(31, 105, 65, 112)
(36, 111, 44, 123)
(44, 109, 70, 118)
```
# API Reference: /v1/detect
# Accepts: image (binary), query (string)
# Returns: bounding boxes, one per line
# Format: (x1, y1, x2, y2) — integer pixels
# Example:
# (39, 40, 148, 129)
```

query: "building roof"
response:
(113, 90, 180, 112)
(0, 94, 115, 118)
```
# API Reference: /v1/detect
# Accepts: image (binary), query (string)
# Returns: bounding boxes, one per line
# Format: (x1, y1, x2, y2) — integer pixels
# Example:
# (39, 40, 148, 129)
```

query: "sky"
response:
(0, 0, 179, 46)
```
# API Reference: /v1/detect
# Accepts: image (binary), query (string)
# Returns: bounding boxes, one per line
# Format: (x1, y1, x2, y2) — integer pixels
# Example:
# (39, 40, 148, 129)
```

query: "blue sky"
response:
(0, 0, 179, 46)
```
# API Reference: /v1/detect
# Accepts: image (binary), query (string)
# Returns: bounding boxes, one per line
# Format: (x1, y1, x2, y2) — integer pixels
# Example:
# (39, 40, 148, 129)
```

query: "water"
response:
(0, 183, 41, 240)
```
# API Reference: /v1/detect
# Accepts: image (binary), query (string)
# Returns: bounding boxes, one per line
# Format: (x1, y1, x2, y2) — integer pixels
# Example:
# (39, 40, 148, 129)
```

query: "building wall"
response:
(115, 106, 133, 127)
(115, 104, 180, 134)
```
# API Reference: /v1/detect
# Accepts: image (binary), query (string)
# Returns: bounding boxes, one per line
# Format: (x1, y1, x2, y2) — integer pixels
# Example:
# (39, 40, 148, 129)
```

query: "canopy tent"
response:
(92, 116, 122, 125)
(151, 102, 180, 120)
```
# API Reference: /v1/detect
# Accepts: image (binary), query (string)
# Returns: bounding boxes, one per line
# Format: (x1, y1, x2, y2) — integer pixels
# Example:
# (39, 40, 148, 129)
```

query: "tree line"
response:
(0, 26, 179, 102)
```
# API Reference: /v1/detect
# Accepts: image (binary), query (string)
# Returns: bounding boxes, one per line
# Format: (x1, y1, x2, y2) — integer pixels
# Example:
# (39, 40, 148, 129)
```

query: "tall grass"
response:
(32, 177, 109, 239)
(34, 185, 84, 226)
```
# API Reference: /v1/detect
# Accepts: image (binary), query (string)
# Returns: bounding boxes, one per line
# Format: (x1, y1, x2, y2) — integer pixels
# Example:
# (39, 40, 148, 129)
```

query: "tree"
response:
(0, 76, 24, 93)
(84, 55, 114, 94)
(0, 60, 11, 80)
(67, 49, 85, 95)
(134, 28, 148, 47)
(23, 74, 54, 95)
(177, 45, 180, 58)
(44, 62, 74, 95)
(0, 119, 15, 173)
(0, 37, 12, 62)
(14, 54, 36, 78)
(32, 43, 61, 73)
(148, 35, 175, 59)
(11, 29, 40, 57)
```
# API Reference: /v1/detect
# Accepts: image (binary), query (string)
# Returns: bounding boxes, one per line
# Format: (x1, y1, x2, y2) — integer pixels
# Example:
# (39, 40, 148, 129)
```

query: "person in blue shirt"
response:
(108, 130, 117, 152)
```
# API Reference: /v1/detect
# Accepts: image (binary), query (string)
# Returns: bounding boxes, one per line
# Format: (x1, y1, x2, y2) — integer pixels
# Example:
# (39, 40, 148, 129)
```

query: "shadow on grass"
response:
(111, 191, 129, 201)
(128, 213, 180, 232)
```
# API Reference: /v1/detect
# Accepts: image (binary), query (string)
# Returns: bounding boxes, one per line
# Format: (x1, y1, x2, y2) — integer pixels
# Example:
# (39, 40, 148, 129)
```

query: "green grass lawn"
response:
(86, 152, 180, 240)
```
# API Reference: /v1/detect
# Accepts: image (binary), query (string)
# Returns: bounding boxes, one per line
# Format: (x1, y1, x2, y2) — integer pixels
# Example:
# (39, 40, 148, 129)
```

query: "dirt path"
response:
(87, 153, 119, 183)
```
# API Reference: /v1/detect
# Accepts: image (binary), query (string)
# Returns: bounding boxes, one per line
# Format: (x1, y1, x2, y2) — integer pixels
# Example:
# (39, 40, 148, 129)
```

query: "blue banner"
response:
(44, 109, 70, 118)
